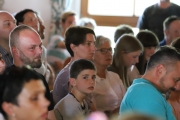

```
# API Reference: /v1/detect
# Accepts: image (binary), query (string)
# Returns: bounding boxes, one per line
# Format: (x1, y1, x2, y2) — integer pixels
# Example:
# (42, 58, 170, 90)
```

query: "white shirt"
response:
(0, 113, 4, 120)
(92, 71, 126, 111)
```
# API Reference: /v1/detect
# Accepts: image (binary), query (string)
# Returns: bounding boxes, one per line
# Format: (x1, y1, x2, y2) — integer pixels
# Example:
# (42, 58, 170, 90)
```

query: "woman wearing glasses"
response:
(0, 53, 5, 74)
(92, 35, 126, 117)
(108, 34, 143, 89)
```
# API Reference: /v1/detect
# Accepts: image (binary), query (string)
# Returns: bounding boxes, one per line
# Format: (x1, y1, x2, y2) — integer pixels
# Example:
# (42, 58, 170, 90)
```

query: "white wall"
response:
(2, 0, 81, 46)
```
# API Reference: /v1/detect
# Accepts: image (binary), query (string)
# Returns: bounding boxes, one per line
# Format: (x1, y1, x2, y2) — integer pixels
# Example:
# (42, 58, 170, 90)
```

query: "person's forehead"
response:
(24, 12, 37, 18)
(169, 20, 180, 28)
(19, 80, 45, 97)
(19, 30, 41, 43)
(78, 69, 95, 76)
(0, 12, 14, 21)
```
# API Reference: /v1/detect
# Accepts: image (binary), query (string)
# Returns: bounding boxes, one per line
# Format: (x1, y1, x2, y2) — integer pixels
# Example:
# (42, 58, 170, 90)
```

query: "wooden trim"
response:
(81, 0, 139, 27)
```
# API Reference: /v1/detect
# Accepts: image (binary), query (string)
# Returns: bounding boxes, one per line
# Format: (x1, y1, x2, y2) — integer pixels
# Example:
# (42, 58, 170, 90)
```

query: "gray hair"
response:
(95, 35, 111, 48)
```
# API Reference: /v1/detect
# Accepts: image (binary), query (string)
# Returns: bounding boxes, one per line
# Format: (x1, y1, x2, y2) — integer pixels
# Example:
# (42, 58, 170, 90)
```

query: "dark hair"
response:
(147, 46, 180, 72)
(163, 16, 180, 30)
(114, 24, 134, 43)
(70, 59, 96, 79)
(65, 26, 96, 57)
(0, 66, 42, 119)
(171, 37, 180, 52)
(136, 30, 159, 47)
(10, 25, 36, 48)
(136, 30, 159, 74)
(14, 9, 36, 25)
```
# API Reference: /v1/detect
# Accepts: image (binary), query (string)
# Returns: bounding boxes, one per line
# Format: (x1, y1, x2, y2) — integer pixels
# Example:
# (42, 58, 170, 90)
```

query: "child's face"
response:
(74, 69, 96, 94)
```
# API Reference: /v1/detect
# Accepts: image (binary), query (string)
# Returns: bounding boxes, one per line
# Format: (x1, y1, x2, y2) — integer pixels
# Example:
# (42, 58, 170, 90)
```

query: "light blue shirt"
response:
(120, 78, 176, 120)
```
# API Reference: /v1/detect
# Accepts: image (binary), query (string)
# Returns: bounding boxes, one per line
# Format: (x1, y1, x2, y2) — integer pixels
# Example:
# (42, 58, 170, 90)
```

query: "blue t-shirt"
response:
(120, 78, 175, 120)
(159, 39, 166, 46)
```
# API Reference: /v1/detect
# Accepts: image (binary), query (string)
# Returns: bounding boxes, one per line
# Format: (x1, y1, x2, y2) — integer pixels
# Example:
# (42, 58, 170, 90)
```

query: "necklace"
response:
(69, 93, 85, 110)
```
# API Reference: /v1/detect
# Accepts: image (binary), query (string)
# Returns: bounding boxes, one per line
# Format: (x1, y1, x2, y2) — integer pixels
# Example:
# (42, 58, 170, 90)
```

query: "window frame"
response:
(81, 0, 139, 27)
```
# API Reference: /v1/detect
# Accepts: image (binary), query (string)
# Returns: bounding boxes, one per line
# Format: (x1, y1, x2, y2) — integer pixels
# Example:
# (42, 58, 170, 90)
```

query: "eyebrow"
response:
(29, 43, 42, 47)
(82, 74, 89, 76)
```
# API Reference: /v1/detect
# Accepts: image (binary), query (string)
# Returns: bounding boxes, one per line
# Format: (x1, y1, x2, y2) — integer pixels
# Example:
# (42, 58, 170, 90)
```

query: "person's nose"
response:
(37, 46, 43, 55)
(91, 44, 96, 53)
(41, 96, 50, 108)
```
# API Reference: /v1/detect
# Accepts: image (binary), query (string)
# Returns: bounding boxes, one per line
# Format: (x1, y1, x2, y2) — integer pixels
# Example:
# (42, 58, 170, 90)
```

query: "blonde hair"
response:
(61, 11, 75, 23)
(108, 34, 143, 88)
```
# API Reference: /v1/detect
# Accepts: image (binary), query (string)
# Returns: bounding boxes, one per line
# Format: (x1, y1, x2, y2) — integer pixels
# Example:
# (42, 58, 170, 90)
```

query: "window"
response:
(81, 0, 180, 26)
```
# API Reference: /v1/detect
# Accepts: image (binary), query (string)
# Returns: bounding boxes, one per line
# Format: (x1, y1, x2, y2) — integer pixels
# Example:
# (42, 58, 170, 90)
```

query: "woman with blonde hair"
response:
(108, 34, 143, 89)
(93, 35, 125, 117)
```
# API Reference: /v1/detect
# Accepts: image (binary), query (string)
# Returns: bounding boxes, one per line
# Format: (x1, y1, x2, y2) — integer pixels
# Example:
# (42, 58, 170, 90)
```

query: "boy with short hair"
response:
(54, 59, 96, 120)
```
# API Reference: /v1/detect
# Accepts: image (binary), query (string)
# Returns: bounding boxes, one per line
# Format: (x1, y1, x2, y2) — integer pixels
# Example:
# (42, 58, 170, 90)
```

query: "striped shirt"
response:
(0, 46, 13, 67)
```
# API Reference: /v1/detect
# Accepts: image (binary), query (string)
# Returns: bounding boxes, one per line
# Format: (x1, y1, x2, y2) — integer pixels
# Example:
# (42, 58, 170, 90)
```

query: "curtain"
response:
(49, 0, 72, 40)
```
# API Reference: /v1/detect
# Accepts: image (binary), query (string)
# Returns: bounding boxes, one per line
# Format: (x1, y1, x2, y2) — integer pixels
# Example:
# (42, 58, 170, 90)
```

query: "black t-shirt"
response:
(8, 65, 54, 111)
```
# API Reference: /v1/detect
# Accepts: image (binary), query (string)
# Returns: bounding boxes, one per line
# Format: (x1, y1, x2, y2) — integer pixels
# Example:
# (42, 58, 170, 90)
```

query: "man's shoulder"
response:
(171, 3, 180, 8)
(129, 79, 158, 94)
(144, 3, 158, 12)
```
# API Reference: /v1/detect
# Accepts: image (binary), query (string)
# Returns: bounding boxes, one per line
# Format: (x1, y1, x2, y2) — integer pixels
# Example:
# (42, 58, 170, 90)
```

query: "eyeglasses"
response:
(96, 48, 112, 55)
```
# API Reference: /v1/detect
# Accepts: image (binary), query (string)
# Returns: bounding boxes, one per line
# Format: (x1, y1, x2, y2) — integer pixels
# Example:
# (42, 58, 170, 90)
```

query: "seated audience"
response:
(53, 26, 96, 104)
(108, 34, 143, 89)
(92, 35, 125, 116)
(0, 53, 5, 74)
(78, 17, 97, 30)
(120, 46, 180, 120)
(9, 25, 54, 119)
(168, 37, 180, 120)
(0, 66, 49, 120)
(136, 30, 159, 75)
(160, 16, 180, 46)
(54, 59, 96, 120)
(47, 11, 76, 73)
(114, 24, 134, 43)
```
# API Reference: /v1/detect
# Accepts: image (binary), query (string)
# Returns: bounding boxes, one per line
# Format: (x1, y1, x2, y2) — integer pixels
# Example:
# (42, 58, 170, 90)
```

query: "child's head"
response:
(69, 59, 96, 94)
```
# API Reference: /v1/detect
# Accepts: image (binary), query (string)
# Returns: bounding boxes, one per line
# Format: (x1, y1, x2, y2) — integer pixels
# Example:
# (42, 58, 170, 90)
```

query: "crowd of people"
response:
(1, 0, 180, 120)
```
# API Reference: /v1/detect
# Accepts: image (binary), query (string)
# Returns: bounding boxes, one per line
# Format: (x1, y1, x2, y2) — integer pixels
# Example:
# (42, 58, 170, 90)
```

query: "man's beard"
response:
(19, 50, 42, 68)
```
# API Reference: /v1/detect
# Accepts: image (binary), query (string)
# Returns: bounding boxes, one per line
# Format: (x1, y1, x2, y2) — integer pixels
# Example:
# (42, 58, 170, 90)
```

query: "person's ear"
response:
(70, 43, 76, 53)
(12, 47, 20, 56)
(156, 64, 166, 78)
(2, 102, 16, 117)
(69, 78, 76, 87)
